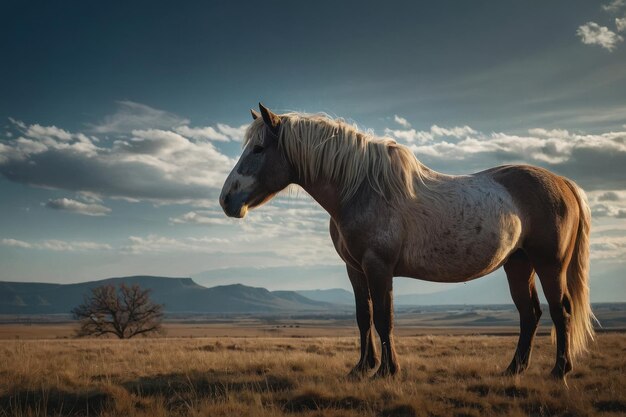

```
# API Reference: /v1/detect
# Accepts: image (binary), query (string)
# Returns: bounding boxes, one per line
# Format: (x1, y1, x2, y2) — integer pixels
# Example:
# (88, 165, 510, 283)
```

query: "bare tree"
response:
(72, 283, 164, 339)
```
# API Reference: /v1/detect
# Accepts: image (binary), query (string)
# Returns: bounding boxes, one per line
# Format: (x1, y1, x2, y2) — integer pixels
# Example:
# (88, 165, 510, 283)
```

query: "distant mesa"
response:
(295, 289, 354, 305)
(0, 276, 339, 315)
(1, 271, 622, 316)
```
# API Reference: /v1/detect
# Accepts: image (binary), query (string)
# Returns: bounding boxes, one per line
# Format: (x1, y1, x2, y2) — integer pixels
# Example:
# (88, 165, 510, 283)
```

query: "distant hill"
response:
(192, 265, 349, 292)
(3, 263, 621, 316)
(296, 289, 354, 305)
(0, 276, 334, 315)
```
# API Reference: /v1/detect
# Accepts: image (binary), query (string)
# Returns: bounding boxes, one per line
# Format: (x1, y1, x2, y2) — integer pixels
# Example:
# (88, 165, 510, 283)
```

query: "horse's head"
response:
(219, 103, 293, 218)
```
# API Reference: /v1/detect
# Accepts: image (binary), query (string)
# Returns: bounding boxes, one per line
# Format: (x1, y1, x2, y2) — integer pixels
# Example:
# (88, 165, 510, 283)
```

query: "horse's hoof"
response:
(504, 362, 527, 376)
(347, 368, 367, 379)
(371, 370, 388, 379)
(503, 367, 516, 376)
(550, 361, 572, 381)
(550, 368, 569, 381)
(372, 365, 399, 379)
(550, 370, 570, 388)
(347, 362, 379, 379)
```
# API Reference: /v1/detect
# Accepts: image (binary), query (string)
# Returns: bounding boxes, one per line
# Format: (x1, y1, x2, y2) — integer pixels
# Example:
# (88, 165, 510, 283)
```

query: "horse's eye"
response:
(252, 145, 264, 154)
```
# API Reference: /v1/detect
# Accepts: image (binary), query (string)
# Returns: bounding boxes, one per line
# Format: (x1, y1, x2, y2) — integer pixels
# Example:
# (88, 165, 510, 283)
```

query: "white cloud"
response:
(384, 128, 432, 144)
(588, 190, 626, 218)
(76, 191, 103, 204)
(577, 22, 623, 51)
(603, 0, 626, 13)
(8, 117, 26, 130)
(40, 240, 112, 251)
(45, 198, 111, 216)
(174, 125, 229, 141)
(527, 128, 570, 139)
(430, 125, 477, 138)
(216, 123, 249, 142)
(25, 124, 73, 141)
(1, 238, 111, 251)
(89, 101, 247, 143)
(591, 202, 626, 218)
(590, 235, 626, 260)
(616, 16, 626, 32)
(90, 101, 190, 134)
(169, 210, 232, 225)
(125, 129, 193, 155)
(598, 191, 621, 201)
(1, 238, 32, 248)
(384, 124, 476, 144)
(393, 115, 411, 128)
(174, 123, 248, 142)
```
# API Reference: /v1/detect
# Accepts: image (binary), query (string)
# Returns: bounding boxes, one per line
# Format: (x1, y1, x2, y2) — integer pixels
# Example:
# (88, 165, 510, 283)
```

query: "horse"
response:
(219, 103, 595, 380)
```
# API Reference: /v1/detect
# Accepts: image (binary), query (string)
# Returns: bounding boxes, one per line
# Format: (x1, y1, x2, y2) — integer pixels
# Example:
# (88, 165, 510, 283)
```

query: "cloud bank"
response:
(385, 124, 626, 191)
(1, 103, 245, 203)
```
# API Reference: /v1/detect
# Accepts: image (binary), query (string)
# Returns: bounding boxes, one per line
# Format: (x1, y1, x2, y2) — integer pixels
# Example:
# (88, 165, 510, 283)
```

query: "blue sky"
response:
(1, 1, 625, 300)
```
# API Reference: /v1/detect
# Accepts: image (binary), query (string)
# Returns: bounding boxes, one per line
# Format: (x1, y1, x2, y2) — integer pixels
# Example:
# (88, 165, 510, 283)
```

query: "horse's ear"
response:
(259, 102, 280, 133)
(250, 109, 260, 120)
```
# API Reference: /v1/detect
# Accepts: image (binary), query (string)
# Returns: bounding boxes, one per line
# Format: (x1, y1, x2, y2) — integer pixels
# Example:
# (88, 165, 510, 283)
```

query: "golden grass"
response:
(0, 333, 624, 416)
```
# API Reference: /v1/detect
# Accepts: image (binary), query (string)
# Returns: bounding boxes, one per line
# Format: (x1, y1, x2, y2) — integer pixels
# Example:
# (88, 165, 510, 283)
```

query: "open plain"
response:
(0, 317, 624, 417)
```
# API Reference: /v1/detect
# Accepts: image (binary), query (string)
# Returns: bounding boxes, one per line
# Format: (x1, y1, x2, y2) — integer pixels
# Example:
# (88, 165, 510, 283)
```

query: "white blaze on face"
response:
(223, 165, 259, 197)
(220, 145, 263, 218)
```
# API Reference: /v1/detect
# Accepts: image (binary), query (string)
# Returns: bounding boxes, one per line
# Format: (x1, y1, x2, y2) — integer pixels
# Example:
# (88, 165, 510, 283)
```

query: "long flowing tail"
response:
(563, 180, 597, 358)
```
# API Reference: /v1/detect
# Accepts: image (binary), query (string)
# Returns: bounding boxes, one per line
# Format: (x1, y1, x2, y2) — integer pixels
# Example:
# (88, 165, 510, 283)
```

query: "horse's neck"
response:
(299, 169, 447, 220)
(298, 180, 342, 219)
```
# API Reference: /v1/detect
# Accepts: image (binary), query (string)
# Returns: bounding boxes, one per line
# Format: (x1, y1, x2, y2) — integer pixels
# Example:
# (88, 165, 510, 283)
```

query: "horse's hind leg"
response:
(504, 249, 542, 375)
(534, 262, 573, 379)
(346, 265, 380, 377)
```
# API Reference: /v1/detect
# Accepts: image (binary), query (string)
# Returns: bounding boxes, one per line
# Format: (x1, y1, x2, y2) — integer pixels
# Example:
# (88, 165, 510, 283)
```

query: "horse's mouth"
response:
(227, 205, 248, 218)
(220, 191, 248, 218)
(221, 191, 275, 218)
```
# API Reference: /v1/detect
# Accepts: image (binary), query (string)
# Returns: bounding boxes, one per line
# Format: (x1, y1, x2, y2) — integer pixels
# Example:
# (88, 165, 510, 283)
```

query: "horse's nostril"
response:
(223, 194, 230, 205)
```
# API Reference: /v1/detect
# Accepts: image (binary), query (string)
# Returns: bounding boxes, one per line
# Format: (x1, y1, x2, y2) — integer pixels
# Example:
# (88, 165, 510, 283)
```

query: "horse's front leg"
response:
(362, 251, 399, 377)
(346, 265, 380, 378)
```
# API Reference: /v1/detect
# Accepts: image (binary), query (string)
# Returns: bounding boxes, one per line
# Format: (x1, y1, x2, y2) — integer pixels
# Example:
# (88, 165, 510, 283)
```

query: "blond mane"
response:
(244, 113, 432, 203)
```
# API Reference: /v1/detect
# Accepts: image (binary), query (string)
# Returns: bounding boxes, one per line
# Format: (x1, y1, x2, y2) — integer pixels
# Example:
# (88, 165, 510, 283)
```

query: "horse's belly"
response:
(397, 213, 522, 283)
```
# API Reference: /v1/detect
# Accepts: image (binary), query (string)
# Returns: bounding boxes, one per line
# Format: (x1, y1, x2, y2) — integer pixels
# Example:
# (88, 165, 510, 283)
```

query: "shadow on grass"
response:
(123, 371, 294, 411)
(0, 389, 113, 416)
(594, 400, 626, 413)
(379, 404, 417, 417)
(280, 391, 368, 412)
(467, 383, 532, 398)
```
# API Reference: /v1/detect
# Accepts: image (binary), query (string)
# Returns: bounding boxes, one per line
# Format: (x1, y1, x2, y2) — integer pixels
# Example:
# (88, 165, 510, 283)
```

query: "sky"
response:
(1, 1, 625, 300)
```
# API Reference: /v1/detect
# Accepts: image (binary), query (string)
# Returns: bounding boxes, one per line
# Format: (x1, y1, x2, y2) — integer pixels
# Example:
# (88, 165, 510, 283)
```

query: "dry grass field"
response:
(0, 330, 624, 417)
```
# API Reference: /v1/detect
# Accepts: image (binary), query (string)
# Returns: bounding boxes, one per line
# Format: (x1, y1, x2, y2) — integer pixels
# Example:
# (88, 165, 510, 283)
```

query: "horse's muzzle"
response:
(219, 191, 248, 218)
